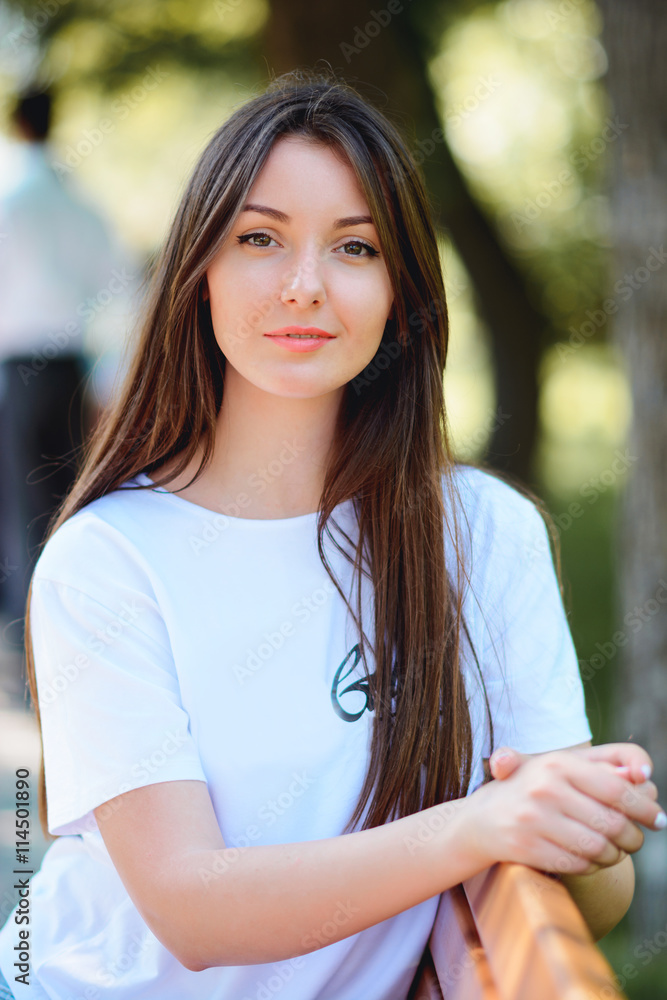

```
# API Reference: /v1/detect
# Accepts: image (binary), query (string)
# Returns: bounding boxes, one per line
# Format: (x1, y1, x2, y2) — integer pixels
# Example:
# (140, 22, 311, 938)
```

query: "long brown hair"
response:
(26, 66, 496, 841)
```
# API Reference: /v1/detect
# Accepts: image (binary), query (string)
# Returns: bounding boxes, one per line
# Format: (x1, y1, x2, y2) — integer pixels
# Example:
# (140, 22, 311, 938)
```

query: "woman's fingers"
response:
(509, 811, 625, 875)
(520, 839, 600, 876)
(539, 752, 666, 832)
(615, 778, 666, 831)
(594, 765, 657, 804)
(489, 747, 526, 781)
(553, 786, 645, 855)
(540, 813, 628, 870)
(573, 743, 654, 785)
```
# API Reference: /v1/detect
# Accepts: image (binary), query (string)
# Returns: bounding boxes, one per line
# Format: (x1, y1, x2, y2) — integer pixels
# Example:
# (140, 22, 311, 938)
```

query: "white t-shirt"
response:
(0, 464, 592, 1000)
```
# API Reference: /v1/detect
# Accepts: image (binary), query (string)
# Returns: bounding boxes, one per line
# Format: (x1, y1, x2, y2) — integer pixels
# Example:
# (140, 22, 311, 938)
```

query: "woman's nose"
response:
(279, 247, 326, 306)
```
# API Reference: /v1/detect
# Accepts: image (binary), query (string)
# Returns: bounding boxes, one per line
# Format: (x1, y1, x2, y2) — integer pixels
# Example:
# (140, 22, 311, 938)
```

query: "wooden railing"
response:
(407, 862, 627, 1000)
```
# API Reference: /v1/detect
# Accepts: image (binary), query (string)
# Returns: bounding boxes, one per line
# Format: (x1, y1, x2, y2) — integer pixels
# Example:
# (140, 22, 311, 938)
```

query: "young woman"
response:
(0, 68, 663, 1000)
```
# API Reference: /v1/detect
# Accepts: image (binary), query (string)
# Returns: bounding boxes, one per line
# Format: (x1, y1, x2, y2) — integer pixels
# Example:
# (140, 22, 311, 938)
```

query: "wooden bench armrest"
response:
(408, 862, 627, 1000)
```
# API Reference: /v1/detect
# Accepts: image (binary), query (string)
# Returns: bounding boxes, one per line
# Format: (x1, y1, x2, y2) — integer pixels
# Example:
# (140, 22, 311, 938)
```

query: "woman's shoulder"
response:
(447, 462, 544, 535)
(32, 475, 159, 597)
(444, 462, 554, 593)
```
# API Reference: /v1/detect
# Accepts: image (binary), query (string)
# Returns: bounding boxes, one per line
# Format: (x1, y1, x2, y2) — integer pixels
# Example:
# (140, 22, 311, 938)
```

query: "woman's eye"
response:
(337, 240, 380, 258)
(236, 232, 380, 258)
(236, 231, 276, 248)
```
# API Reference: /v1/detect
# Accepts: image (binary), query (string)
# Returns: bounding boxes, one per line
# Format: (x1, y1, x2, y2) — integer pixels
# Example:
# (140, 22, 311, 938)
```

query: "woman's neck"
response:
(152, 369, 344, 519)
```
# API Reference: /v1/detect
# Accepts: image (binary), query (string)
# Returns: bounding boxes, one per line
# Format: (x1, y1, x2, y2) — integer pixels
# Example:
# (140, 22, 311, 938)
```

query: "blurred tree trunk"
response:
(261, 0, 548, 484)
(599, 0, 667, 936)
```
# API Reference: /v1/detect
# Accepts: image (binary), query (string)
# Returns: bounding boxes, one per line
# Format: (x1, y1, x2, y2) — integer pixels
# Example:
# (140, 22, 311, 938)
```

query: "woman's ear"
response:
(202, 278, 210, 303)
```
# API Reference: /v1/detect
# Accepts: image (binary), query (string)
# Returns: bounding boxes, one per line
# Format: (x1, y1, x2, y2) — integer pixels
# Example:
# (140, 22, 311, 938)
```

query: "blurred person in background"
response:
(0, 86, 138, 645)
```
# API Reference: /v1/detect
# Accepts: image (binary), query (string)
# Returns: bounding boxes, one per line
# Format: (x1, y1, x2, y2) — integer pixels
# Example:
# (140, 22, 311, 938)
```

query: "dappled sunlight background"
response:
(0, 0, 629, 510)
(434, 1, 634, 775)
(48, 71, 248, 252)
(435, 0, 628, 491)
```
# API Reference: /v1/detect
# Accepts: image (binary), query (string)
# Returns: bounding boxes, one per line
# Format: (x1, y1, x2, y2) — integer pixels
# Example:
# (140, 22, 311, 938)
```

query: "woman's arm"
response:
(94, 741, 663, 972)
(94, 779, 482, 972)
(559, 854, 635, 941)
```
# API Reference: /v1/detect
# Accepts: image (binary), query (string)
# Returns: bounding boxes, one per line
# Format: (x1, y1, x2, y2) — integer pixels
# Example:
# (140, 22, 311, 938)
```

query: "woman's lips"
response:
(265, 326, 334, 337)
(264, 334, 333, 353)
(264, 327, 335, 353)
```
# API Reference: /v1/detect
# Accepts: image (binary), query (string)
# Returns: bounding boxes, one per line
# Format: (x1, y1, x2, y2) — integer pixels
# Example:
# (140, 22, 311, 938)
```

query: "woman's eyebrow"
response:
(241, 202, 374, 230)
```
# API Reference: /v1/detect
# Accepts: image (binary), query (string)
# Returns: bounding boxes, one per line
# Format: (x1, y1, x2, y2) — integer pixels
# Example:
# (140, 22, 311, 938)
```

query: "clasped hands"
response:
(477, 743, 665, 876)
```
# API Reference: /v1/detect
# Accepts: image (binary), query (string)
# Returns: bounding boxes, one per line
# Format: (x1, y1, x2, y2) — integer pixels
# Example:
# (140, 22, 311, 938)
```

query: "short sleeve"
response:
(30, 519, 207, 837)
(457, 469, 593, 788)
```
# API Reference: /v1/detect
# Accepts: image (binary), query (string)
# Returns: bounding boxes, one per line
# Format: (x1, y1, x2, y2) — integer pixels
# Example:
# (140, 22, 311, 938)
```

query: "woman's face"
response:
(203, 136, 395, 400)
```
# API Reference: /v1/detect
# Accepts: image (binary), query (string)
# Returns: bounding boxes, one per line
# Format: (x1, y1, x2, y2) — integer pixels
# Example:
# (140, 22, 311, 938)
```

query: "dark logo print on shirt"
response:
(330, 644, 399, 722)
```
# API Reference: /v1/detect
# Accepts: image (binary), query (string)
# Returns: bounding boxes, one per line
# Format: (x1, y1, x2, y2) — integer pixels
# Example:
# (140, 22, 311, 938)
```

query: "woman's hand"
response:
(489, 743, 656, 787)
(464, 743, 665, 876)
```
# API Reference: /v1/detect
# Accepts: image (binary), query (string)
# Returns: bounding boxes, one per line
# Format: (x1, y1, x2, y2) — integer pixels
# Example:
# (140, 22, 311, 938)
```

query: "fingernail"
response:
(493, 751, 512, 763)
(654, 812, 667, 831)
(641, 764, 653, 781)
